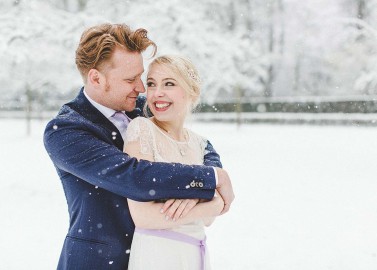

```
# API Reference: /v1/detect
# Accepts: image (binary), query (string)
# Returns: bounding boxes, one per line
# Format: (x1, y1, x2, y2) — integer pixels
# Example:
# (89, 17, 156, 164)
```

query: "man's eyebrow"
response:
(126, 72, 143, 80)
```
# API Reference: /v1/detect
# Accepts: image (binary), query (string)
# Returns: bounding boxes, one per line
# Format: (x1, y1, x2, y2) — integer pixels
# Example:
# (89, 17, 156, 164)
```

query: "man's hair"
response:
(75, 23, 157, 81)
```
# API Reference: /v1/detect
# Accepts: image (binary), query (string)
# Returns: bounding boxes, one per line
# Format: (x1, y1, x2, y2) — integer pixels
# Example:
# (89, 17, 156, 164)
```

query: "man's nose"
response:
(135, 78, 146, 93)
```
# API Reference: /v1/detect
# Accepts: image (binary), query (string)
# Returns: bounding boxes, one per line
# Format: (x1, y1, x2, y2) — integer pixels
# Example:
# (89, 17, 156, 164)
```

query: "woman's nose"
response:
(153, 86, 164, 97)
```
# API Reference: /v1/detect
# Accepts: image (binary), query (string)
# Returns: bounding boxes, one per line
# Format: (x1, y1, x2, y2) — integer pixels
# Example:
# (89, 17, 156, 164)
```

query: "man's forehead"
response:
(112, 48, 142, 63)
(110, 51, 144, 74)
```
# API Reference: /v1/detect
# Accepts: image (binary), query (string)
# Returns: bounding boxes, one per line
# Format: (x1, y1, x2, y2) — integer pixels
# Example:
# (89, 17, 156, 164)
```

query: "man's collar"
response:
(83, 88, 118, 119)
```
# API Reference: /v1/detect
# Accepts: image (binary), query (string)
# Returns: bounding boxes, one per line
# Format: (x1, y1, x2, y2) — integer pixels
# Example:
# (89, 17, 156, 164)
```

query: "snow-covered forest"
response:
(1, 0, 377, 107)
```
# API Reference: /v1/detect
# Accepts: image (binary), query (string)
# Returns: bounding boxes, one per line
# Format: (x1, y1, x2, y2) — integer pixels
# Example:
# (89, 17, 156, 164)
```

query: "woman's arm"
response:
(124, 140, 224, 229)
(199, 192, 223, 227)
(128, 195, 223, 229)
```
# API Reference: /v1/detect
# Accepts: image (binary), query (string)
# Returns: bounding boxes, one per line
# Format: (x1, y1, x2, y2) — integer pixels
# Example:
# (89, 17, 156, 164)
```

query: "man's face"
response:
(100, 48, 145, 112)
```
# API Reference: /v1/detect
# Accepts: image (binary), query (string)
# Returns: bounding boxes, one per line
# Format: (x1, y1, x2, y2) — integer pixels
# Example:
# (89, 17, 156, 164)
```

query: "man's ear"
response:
(88, 69, 103, 87)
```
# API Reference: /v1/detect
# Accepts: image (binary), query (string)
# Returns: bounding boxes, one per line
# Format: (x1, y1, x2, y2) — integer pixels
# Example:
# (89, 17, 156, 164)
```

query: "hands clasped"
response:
(160, 198, 200, 221)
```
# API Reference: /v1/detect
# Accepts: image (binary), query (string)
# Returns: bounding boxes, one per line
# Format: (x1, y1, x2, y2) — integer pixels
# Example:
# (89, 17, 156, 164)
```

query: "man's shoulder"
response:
(44, 105, 87, 135)
(44, 90, 93, 133)
(46, 88, 98, 126)
(49, 103, 85, 122)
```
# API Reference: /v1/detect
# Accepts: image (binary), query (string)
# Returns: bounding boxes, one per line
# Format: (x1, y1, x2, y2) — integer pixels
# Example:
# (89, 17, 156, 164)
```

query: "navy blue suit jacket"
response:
(43, 88, 222, 270)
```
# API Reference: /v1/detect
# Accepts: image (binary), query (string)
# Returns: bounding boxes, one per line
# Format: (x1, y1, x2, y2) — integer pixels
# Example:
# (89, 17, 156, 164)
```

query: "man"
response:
(44, 23, 234, 269)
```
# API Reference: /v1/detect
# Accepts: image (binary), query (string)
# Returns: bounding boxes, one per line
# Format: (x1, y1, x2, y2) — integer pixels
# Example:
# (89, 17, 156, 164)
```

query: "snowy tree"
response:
(1, 0, 377, 111)
(86, 0, 266, 103)
(0, 0, 109, 100)
(1, 2, 71, 96)
(334, 0, 377, 94)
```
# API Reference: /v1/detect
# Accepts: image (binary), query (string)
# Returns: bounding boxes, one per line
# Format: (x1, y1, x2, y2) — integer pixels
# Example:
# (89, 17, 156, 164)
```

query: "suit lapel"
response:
(65, 88, 147, 150)
(66, 88, 124, 149)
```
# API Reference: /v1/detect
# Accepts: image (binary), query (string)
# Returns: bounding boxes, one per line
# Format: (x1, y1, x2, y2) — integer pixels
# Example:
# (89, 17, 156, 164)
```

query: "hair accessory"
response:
(187, 68, 201, 83)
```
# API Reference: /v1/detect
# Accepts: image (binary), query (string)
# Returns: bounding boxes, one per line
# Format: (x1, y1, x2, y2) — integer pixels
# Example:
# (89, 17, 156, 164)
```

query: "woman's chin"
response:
(153, 115, 168, 122)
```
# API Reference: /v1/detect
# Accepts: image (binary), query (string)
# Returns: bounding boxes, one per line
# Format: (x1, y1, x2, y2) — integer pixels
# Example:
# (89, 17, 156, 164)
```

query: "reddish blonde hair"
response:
(75, 23, 157, 81)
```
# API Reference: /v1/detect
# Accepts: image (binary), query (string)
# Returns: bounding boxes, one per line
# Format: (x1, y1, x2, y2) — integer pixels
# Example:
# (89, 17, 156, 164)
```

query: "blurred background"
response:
(1, 0, 377, 128)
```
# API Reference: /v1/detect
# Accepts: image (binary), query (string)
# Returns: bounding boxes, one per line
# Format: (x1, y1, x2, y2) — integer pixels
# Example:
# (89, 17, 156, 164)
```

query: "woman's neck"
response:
(151, 117, 186, 142)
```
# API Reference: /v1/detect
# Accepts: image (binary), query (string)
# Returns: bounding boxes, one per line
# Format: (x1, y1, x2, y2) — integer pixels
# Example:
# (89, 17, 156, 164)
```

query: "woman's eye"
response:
(166, 82, 175, 86)
(147, 82, 154, 87)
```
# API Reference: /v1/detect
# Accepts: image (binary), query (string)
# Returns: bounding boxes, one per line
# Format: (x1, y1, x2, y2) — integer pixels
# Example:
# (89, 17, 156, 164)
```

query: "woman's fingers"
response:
(165, 199, 183, 220)
(179, 199, 199, 219)
(161, 198, 200, 221)
(160, 199, 175, 214)
(172, 199, 189, 221)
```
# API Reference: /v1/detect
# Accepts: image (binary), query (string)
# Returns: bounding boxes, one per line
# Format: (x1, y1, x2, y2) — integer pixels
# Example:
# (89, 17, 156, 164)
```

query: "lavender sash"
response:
(134, 227, 206, 270)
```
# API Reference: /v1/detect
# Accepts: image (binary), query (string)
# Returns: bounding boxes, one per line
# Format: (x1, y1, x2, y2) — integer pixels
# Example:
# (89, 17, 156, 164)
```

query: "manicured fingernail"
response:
(173, 218, 176, 222)
(165, 215, 169, 220)
(160, 209, 164, 213)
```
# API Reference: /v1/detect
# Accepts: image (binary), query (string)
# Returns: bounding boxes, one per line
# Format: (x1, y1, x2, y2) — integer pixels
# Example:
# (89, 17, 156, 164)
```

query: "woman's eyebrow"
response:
(162, 78, 177, 81)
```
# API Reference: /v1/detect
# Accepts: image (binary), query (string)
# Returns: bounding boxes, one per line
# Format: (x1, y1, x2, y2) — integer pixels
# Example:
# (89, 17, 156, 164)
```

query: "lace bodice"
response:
(124, 117, 208, 165)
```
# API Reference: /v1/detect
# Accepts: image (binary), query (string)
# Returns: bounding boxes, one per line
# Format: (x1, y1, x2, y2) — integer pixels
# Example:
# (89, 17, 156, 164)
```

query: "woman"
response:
(124, 55, 224, 270)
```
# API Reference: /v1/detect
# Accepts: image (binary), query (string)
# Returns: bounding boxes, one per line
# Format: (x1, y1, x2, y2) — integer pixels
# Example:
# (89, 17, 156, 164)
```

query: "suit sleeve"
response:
(43, 116, 216, 202)
(203, 140, 223, 168)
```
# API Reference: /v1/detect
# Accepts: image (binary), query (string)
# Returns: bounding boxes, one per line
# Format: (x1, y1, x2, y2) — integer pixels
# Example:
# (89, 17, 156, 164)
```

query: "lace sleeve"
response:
(188, 129, 208, 161)
(124, 117, 155, 156)
(199, 135, 209, 157)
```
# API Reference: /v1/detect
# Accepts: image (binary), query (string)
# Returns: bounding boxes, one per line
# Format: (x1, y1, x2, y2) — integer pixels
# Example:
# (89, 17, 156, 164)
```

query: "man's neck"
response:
(83, 88, 117, 118)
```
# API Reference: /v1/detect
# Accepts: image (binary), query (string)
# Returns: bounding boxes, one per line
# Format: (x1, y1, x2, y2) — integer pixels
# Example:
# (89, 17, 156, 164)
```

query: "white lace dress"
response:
(124, 117, 211, 270)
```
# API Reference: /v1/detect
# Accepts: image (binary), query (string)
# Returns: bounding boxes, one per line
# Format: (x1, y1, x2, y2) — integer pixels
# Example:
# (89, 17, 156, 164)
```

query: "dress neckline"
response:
(146, 118, 190, 144)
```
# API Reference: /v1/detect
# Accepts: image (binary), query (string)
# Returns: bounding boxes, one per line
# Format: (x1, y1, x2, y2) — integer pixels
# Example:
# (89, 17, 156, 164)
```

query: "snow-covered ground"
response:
(1, 119, 377, 270)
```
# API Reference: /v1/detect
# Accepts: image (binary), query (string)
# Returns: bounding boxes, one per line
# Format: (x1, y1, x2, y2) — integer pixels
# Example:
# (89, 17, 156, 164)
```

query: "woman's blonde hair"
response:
(147, 55, 201, 112)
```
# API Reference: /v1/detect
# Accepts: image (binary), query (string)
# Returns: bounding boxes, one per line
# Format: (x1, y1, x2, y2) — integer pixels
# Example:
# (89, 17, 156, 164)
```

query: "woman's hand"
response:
(202, 191, 224, 226)
(211, 190, 225, 215)
(160, 198, 200, 221)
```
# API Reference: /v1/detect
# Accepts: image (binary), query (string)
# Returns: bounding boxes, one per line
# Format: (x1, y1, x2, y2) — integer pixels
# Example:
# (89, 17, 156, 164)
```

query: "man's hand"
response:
(160, 198, 200, 221)
(215, 168, 235, 214)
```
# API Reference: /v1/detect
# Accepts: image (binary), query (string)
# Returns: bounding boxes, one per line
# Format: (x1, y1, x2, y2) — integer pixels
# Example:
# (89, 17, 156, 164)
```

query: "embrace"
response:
(44, 23, 235, 270)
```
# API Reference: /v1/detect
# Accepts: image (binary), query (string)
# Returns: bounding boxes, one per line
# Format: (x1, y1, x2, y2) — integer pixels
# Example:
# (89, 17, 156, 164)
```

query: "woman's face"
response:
(146, 64, 191, 123)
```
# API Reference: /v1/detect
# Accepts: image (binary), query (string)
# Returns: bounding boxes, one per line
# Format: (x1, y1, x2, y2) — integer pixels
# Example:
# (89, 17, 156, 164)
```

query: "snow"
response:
(1, 119, 377, 269)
